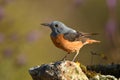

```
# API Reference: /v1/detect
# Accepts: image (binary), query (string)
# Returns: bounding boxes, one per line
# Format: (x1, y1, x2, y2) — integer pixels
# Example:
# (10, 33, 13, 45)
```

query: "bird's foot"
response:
(60, 54, 68, 61)
(61, 56, 67, 61)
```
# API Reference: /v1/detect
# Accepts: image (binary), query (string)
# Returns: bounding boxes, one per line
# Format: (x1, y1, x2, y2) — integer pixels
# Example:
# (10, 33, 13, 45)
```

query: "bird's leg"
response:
(61, 53, 68, 61)
(61, 52, 70, 61)
(72, 51, 79, 61)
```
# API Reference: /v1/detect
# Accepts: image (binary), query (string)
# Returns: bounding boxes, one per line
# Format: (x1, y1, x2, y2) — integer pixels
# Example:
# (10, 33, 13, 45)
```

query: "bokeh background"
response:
(0, 0, 120, 80)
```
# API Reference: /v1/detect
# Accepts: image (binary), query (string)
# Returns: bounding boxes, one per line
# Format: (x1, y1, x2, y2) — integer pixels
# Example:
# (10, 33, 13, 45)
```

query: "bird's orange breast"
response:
(51, 34, 83, 53)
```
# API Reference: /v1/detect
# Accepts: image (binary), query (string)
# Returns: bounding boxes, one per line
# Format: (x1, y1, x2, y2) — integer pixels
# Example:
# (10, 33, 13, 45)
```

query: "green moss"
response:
(75, 68, 79, 74)
(79, 63, 98, 78)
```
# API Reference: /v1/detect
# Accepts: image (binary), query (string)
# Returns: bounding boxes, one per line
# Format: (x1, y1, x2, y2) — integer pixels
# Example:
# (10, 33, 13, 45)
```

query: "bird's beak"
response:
(41, 23, 50, 26)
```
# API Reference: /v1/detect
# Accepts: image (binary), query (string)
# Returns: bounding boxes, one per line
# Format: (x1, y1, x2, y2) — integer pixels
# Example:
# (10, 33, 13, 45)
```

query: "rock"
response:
(29, 60, 88, 80)
(29, 60, 119, 80)
(90, 75, 118, 80)
(87, 64, 120, 78)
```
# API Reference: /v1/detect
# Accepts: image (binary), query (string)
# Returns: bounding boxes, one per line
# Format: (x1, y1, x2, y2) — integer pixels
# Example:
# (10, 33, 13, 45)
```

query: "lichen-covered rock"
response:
(87, 64, 120, 78)
(29, 60, 88, 80)
(29, 60, 119, 80)
(90, 75, 118, 80)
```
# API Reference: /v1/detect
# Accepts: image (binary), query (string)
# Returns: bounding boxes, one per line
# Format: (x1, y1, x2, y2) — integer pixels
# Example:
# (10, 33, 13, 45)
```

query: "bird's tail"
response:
(84, 39, 100, 44)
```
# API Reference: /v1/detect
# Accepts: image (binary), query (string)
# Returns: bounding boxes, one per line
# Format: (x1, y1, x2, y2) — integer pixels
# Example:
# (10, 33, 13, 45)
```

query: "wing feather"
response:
(63, 31, 98, 42)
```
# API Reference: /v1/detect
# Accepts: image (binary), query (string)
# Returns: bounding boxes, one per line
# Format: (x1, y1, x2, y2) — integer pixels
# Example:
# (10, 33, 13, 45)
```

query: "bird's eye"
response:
(55, 24, 58, 27)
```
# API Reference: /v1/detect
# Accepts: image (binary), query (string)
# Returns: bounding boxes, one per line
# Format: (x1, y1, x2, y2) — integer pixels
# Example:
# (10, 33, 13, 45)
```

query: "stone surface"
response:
(29, 60, 119, 80)
(87, 64, 120, 78)
(90, 75, 118, 80)
(29, 60, 88, 80)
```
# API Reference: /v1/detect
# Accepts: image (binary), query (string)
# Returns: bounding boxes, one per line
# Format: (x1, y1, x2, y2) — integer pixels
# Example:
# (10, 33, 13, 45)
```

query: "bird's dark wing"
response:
(63, 31, 98, 42)
(78, 32, 98, 37)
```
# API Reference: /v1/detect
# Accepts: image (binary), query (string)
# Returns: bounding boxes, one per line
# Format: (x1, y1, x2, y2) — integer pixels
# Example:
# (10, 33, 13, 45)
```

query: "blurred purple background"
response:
(0, 0, 120, 80)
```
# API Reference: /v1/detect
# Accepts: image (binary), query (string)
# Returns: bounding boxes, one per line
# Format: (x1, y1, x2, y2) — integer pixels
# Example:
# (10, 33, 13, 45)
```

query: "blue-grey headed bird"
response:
(41, 21, 100, 61)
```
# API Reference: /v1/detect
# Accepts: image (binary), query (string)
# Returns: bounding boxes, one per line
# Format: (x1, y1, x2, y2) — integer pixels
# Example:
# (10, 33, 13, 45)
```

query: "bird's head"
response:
(41, 21, 76, 36)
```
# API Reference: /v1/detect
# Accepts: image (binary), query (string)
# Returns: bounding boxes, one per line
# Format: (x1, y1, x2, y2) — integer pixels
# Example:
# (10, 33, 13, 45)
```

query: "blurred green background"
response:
(0, 0, 120, 80)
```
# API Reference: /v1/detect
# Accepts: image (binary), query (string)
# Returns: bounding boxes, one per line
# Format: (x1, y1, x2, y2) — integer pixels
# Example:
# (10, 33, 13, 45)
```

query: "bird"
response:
(41, 21, 100, 61)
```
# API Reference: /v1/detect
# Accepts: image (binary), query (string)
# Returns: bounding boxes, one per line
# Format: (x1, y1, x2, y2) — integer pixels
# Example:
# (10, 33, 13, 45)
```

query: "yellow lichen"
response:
(76, 61, 99, 78)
